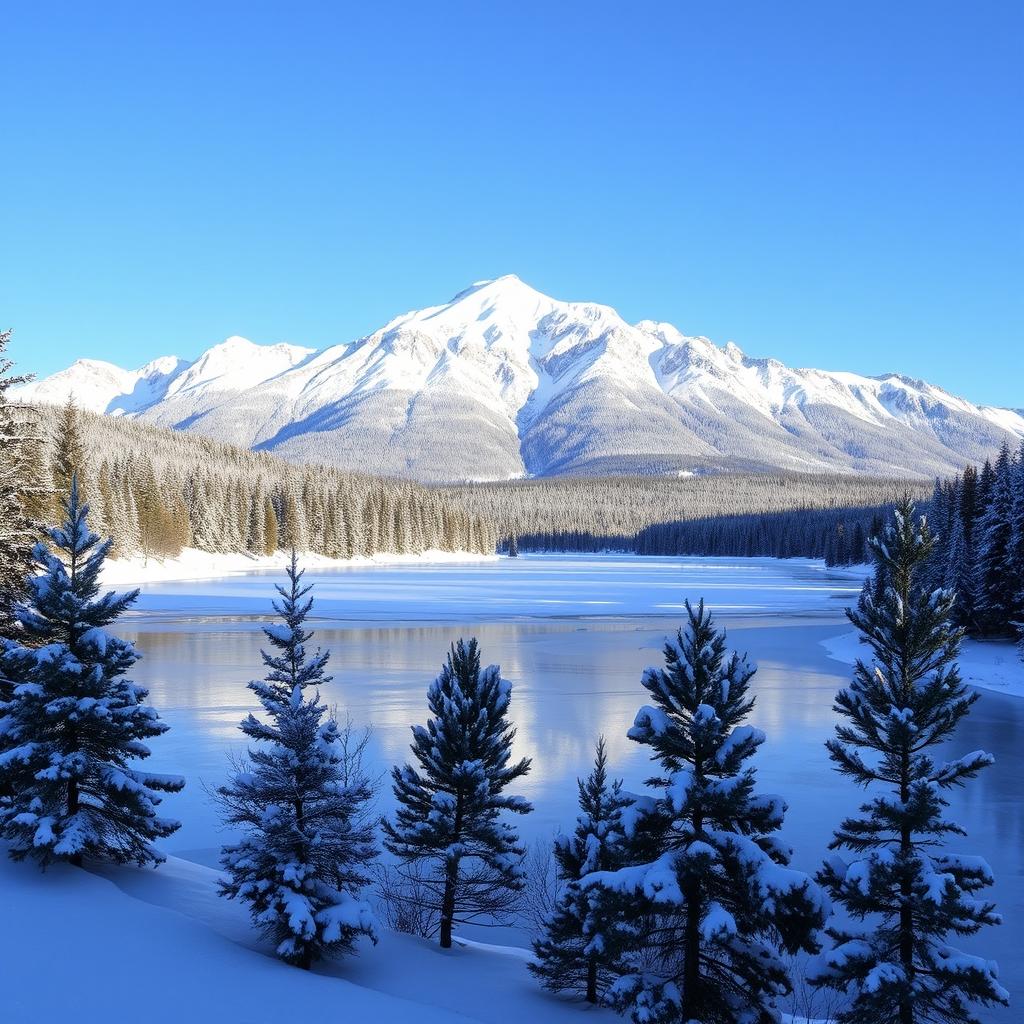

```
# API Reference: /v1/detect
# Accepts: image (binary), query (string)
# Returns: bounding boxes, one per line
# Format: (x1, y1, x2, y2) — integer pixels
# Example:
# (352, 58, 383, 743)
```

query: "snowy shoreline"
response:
(100, 547, 499, 586)
(822, 630, 1024, 700)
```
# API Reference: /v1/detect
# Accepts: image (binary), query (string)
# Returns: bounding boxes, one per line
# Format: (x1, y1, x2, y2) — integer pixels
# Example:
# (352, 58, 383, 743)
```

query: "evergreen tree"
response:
(217, 552, 378, 969)
(974, 444, 1015, 636)
(810, 499, 1007, 1023)
(0, 328, 39, 638)
(383, 638, 532, 948)
(0, 477, 184, 867)
(1009, 443, 1024, 625)
(587, 600, 825, 1024)
(530, 737, 635, 1004)
(51, 397, 87, 514)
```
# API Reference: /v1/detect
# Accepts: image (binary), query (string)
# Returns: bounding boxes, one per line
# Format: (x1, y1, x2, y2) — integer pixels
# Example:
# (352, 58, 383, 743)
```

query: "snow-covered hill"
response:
(18, 276, 1024, 481)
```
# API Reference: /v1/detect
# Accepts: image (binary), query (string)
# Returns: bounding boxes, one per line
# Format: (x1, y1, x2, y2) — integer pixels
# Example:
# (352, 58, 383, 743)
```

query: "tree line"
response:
(444, 473, 930, 557)
(924, 441, 1024, 647)
(0, 483, 1008, 1024)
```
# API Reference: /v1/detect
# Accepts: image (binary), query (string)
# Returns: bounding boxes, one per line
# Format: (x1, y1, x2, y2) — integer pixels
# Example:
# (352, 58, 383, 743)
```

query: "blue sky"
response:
(2, 1, 1021, 406)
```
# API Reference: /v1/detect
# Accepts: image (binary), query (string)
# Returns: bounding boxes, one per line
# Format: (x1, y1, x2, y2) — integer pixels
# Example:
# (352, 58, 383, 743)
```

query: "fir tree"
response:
(0, 477, 184, 867)
(530, 737, 636, 1004)
(217, 552, 378, 969)
(810, 499, 1008, 1023)
(383, 637, 532, 948)
(586, 600, 826, 1024)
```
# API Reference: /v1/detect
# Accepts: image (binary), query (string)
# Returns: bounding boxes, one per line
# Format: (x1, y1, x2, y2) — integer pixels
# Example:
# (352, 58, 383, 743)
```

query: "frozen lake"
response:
(115, 555, 1021, 1018)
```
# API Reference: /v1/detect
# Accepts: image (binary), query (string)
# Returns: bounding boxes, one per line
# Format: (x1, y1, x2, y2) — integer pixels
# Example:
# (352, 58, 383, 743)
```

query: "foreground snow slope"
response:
(18, 276, 1024, 481)
(0, 853, 607, 1024)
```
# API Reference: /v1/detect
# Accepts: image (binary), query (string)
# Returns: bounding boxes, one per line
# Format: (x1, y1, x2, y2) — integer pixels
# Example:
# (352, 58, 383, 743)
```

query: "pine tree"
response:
(51, 397, 87, 516)
(217, 552, 378, 969)
(383, 637, 532, 948)
(974, 444, 1016, 636)
(0, 477, 184, 867)
(0, 328, 40, 638)
(810, 499, 1008, 1023)
(587, 600, 826, 1024)
(1006, 442, 1024, 630)
(530, 737, 635, 1004)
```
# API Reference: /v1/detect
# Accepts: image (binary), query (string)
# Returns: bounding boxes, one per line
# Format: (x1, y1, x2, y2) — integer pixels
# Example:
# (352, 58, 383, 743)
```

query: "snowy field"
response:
(4, 554, 1021, 1023)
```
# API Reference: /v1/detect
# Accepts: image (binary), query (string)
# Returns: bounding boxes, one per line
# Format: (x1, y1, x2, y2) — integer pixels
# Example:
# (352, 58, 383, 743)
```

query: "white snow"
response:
(0, 851, 607, 1024)
(15, 276, 1024, 480)
(100, 547, 498, 586)
(822, 630, 1024, 699)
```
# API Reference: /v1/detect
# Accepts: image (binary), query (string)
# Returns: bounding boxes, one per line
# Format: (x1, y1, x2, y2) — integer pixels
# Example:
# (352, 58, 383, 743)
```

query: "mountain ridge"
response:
(18, 276, 1024, 482)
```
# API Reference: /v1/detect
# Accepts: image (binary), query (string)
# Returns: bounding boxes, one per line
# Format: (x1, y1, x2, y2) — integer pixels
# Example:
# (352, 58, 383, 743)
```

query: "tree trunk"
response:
(899, 745, 913, 1024)
(67, 777, 82, 867)
(439, 858, 458, 948)
(586, 956, 598, 1004)
(681, 809, 703, 1019)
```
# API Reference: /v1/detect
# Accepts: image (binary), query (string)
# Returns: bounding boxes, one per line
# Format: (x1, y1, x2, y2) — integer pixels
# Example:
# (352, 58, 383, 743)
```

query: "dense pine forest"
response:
(445, 475, 930, 563)
(29, 403, 500, 561)
(925, 442, 1024, 643)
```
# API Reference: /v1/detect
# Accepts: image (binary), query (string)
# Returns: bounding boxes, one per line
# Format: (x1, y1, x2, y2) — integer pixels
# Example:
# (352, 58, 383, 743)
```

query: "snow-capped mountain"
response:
(18, 276, 1024, 481)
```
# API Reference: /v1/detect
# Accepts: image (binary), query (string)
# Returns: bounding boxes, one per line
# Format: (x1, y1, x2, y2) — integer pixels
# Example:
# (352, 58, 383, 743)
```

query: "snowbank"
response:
(0, 851, 606, 1024)
(101, 547, 498, 586)
(822, 630, 1024, 699)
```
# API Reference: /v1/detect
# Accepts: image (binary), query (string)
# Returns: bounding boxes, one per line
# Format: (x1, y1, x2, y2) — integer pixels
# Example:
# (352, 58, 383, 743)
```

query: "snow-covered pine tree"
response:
(974, 444, 1016, 637)
(530, 737, 636, 1004)
(0, 476, 184, 867)
(810, 498, 1008, 1024)
(0, 328, 39, 638)
(217, 551, 378, 969)
(383, 637, 532, 948)
(51, 397, 87, 516)
(585, 600, 826, 1024)
(1007, 442, 1024, 646)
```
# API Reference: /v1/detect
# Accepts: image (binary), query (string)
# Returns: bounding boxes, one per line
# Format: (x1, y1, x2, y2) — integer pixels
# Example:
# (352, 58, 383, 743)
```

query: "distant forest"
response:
(12, 378, 1015, 591)
(32, 404, 499, 560)
(27, 406, 936, 569)
(443, 475, 930, 565)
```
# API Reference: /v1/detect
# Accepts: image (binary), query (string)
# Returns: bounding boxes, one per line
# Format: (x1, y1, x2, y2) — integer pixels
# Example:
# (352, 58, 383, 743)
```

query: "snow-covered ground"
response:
(823, 630, 1024, 699)
(101, 547, 498, 587)
(0, 852, 605, 1024)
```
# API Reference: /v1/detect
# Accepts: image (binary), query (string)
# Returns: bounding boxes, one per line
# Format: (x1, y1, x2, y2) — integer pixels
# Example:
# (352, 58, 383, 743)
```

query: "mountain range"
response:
(19, 275, 1024, 482)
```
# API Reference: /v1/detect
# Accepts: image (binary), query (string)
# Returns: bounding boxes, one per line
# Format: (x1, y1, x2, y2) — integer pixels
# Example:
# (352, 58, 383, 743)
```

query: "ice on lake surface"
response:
(126, 553, 865, 619)
(115, 555, 1022, 1020)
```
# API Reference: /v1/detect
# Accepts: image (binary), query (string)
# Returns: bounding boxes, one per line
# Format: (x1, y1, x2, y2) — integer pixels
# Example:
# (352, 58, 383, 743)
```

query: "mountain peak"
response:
(14, 278, 1024, 482)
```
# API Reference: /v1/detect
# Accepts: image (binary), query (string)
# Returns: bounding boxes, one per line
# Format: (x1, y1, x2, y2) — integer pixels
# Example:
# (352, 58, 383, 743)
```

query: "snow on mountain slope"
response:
(17, 276, 1024, 481)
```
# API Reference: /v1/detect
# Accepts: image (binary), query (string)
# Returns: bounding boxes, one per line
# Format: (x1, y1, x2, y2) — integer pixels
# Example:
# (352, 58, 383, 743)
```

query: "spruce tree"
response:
(0, 477, 184, 867)
(586, 600, 825, 1024)
(217, 552, 377, 969)
(383, 637, 532, 948)
(530, 737, 636, 1004)
(810, 499, 1008, 1023)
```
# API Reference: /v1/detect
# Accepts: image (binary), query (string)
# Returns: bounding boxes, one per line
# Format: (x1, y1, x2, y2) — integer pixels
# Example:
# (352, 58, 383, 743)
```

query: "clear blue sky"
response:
(2, 1, 1021, 406)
